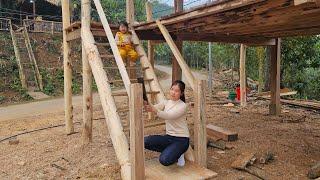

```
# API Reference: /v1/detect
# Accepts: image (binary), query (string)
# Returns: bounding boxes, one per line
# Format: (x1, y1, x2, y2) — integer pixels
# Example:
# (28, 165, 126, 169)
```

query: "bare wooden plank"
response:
(62, 0, 73, 134)
(112, 91, 160, 97)
(145, 158, 217, 180)
(130, 83, 145, 180)
(156, 20, 196, 90)
(206, 124, 238, 142)
(240, 44, 247, 107)
(269, 38, 281, 115)
(194, 80, 207, 167)
(172, 0, 183, 82)
(294, 0, 320, 5)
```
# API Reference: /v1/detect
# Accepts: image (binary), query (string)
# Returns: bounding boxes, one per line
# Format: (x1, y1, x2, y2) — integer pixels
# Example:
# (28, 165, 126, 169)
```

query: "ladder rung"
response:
(112, 91, 160, 96)
(108, 78, 153, 83)
(100, 54, 114, 59)
(103, 66, 149, 71)
(95, 42, 109, 46)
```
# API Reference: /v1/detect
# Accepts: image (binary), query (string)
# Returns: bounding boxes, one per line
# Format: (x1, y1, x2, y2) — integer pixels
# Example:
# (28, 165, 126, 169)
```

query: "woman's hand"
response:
(144, 104, 157, 113)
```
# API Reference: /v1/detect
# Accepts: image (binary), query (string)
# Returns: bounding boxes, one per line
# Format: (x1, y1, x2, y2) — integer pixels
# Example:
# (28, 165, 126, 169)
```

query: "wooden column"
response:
(172, 0, 183, 82)
(126, 0, 135, 25)
(62, 0, 73, 134)
(130, 83, 145, 180)
(146, 1, 155, 120)
(269, 38, 281, 115)
(194, 80, 207, 167)
(81, 0, 93, 143)
(239, 44, 247, 107)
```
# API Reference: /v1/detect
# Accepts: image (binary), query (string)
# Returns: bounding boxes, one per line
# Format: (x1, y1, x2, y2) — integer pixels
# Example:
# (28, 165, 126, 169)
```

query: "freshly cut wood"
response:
(145, 158, 217, 180)
(308, 161, 320, 179)
(240, 44, 247, 107)
(112, 91, 159, 97)
(82, 28, 130, 180)
(257, 88, 297, 98)
(231, 152, 255, 169)
(206, 124, 238, 142)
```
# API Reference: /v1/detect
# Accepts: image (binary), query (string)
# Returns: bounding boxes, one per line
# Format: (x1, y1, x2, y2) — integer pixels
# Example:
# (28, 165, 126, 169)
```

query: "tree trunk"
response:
(264, 46, 271, 91)
(257, 47, 265, 93)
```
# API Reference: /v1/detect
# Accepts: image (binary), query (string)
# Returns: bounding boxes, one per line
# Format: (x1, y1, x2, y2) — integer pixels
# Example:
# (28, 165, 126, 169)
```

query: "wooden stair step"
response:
(95, 42, 110, 46)
(112, 90, 160, 96)
(108, 78, 153, 83)
(103, 66, 149, 71)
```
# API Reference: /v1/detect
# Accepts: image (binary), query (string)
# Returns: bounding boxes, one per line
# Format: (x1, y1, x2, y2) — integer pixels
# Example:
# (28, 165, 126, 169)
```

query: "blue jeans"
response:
(144, 134, 189, 166)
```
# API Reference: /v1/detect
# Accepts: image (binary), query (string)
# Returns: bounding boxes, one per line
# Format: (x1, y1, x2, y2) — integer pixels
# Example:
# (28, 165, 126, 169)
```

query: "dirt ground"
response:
(0, 68, 319, 180)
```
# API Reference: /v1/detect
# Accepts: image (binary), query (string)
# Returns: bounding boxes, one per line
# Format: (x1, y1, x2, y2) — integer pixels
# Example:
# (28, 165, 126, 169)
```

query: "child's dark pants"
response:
(144, 134, 189, 166)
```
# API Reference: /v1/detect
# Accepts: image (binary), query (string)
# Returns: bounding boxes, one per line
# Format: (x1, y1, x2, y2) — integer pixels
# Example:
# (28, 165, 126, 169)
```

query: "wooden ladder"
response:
(9, 22, 43, 91)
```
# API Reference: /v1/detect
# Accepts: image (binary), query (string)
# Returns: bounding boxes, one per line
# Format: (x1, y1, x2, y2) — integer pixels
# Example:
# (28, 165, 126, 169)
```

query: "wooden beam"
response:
(82, 29, 131, 180)
(194, 80, 207, 167)
(156, 20, 196, 90)
(130, 83, 145, 180)
(172, 0, 183, 82)
(81, 0, 93, 144)
(269, 38, 281, 115)
(206, 124, 238, 142)
(240, 44, 247, 107)
(62, 0, 73, 134)
(294, 0, 320, 6)
(93, 0, 131, 95)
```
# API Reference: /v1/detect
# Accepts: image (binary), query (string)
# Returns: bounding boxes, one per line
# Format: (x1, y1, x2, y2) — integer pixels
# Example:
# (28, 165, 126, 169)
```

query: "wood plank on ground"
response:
(206, 124, 238, 142)
(145, 158, 217, 180)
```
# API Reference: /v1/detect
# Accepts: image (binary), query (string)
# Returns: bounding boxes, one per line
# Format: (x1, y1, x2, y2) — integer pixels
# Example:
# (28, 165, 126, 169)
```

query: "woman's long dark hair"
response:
(171, 80, 186, 102)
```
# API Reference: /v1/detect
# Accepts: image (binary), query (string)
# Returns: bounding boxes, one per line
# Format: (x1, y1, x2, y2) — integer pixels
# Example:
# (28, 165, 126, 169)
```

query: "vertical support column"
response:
(208, 42, 213, 95)
(146, 1, 155, 120)
(269, 38, 281, 115)
(81, 0, 93, 143)
(130, 83, 145, 180)
(172, 0, 183, 82)
(240, 44, 247, 107)
(194, 80, 207, 167)
(62, 0, 73, 134)
(126, 0, 135, 25)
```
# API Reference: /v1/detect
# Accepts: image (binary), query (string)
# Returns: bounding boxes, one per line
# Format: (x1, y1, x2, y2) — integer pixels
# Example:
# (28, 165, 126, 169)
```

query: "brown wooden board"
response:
(206, 124, 238, 142)
(145, 158, 217, 180)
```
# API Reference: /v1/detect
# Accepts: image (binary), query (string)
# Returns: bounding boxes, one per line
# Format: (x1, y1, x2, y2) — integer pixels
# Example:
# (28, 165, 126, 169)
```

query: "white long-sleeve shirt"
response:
(154, 99, 190, 138)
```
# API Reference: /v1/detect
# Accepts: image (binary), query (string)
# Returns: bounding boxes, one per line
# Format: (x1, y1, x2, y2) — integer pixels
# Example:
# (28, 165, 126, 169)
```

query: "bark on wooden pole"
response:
(172, 0, 183, 82)
(194, 80, 207, 167)
(240, 44, 247, 107)
(269, 38, 281, 115)
(82, 29, 131, 180)
(126, 0, 135, 25)
(81, 0, 93, 143)
(130, 83, 145, 180)
(62, 0, 73, 134)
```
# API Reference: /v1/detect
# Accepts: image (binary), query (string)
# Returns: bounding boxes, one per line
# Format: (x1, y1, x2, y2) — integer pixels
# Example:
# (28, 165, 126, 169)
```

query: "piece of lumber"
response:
(269, 38, 281, 115)
(194, 80, 207, 167)
(130, 83, 145, 180)
(112, 91, 159, 97)
(93, 0, 131, 96)
(62, 0, 74, 134)
(257, 88, 297, 98)
(82, 27, 130, 180)
(294, 0, 320, 5)
(145, 158, 217, 180)
(156, 20, 196, 90)
(172, 0, 183, 82)
(108, 78, 153, 84)
(81, 0, 93, 144)
(240, 44, 247, 107)
(231, 152, 255, 170)
(206, 124, 238, 142)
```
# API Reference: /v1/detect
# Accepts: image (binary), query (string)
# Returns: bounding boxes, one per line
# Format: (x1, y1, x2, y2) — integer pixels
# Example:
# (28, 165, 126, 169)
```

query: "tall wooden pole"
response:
(208, 42, 213, 95)
(130, 83, 145, 180)
(81, 0, 93, 143)
(240, 44, 247, 106)
(33, 1, 36, 20)
(194, 80, 207, 167)
(62, 0, 73, 134)
(172, 0, 183, 82)
(269, 38, 281, 115)
(126, 0, 135, 25)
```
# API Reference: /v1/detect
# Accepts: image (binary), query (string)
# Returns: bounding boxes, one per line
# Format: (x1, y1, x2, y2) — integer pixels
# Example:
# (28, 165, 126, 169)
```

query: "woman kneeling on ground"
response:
(144, 80, 189, 167)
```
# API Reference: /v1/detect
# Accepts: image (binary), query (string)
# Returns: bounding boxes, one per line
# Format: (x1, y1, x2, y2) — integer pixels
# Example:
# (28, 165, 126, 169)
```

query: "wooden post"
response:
(62, 0, 74, 134)
(208, 42, 213, 95)
(51, 21, 54, 34)
(130, 83, 145, 180)
(156, 20, 196, 90)
(126, 0, 135, 25)
(269, 38, 281, 115)
(194, 80, 207, 167)
(240, 44, 247, 107)
(146, 1, 155, 120)
(81, 0, 93, 143)
(172, 0, 183, 82)
(83, 29, 131, 180)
